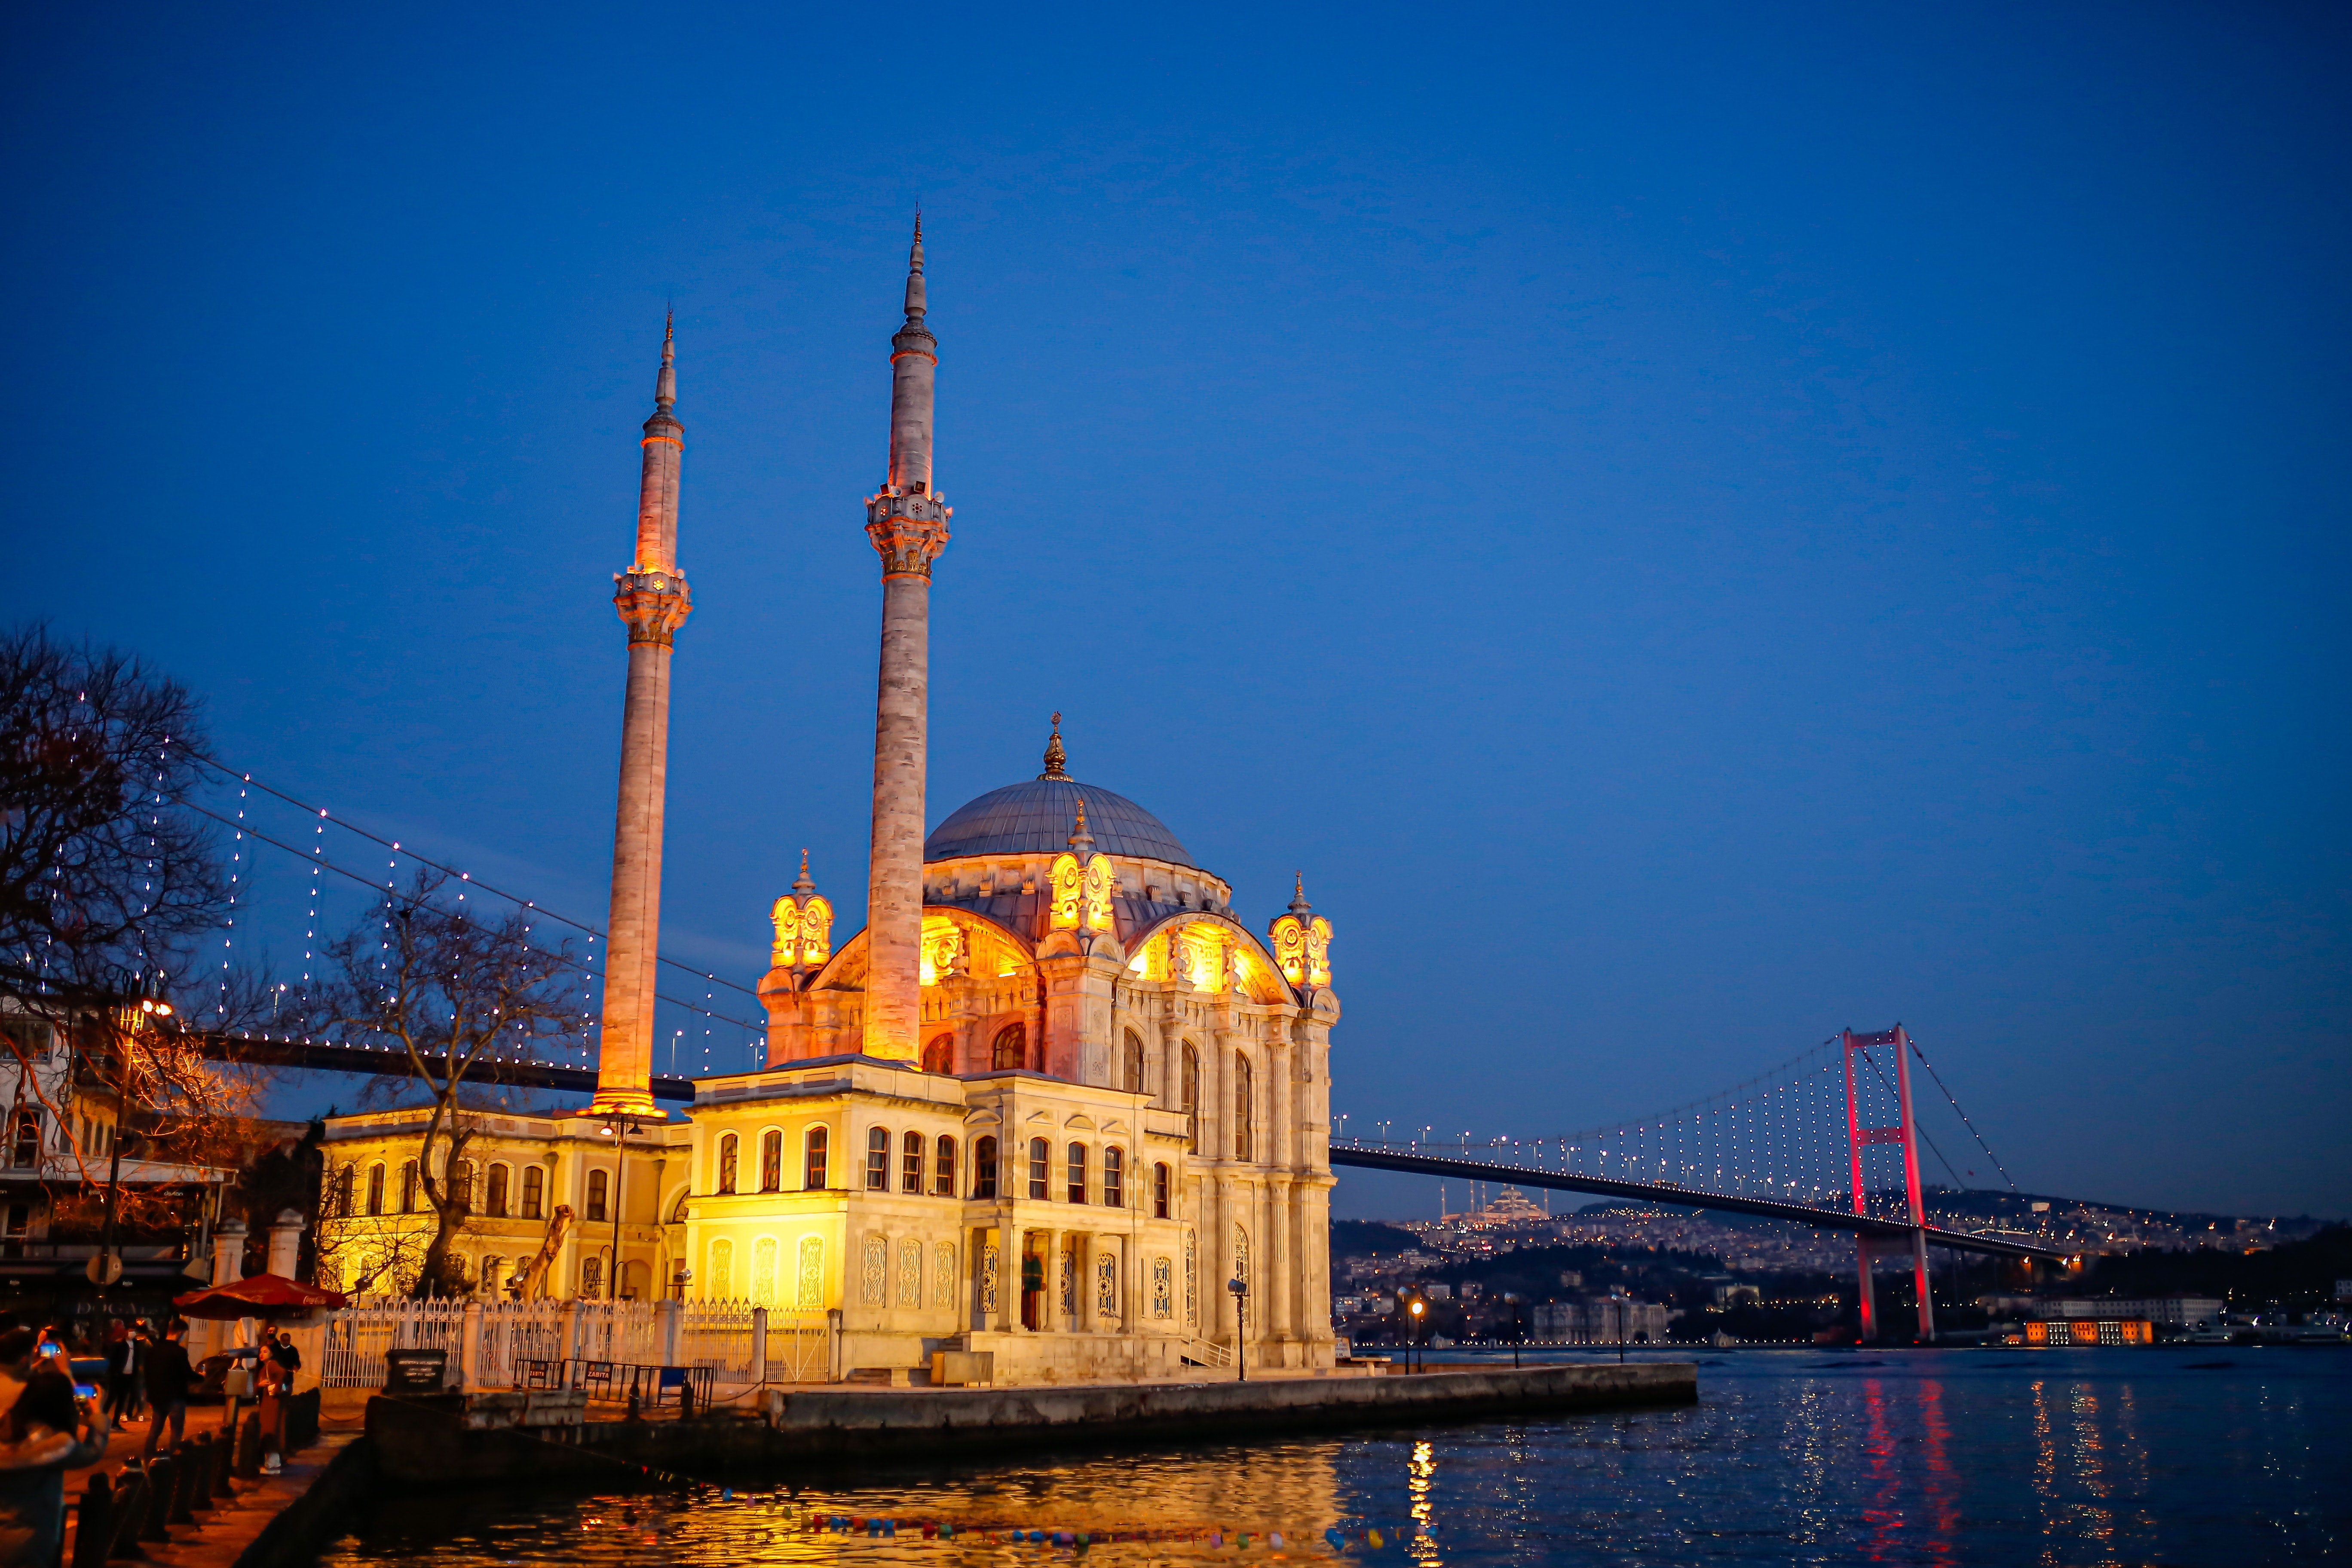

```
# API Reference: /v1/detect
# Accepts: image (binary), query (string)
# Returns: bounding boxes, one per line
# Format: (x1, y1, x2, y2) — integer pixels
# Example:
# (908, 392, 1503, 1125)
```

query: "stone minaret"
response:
(592, 315, 690, 1115)
(861, 219, 952, 1061)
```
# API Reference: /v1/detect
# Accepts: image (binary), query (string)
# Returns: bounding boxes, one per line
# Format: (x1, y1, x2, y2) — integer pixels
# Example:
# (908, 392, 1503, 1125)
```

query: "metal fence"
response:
(319, 1297, 835, 1389)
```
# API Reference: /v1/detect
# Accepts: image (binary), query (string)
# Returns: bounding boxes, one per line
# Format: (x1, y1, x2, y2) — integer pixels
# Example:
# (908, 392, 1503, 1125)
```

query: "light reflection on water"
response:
(322, 1351, 2350, 1567)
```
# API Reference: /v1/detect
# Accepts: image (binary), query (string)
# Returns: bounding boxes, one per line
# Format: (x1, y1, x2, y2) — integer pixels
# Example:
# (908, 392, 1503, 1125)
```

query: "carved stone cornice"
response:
(865, 489, 953, 579)
(613, 569, 693, 646)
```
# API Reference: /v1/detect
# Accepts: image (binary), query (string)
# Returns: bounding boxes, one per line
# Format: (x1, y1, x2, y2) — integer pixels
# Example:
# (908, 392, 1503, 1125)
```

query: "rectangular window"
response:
(1066, 1142, 1088, 1205)
(1103, 1146, 1124, 1210)
(934, 1136, 957, 1196)
(902, 1130, 925, 1193)
(586, 1168, 609, 1223)
(1027, 1138, 1050, 1201)
(973, 1136, 997, 1200)
(761, 1131, 783, 1193)
(866, 1127, 890, 1191)
(1153, 1162, 1170, 1219)
(521, 1164, 544, 1220)
(805, 1127, 829, 1190)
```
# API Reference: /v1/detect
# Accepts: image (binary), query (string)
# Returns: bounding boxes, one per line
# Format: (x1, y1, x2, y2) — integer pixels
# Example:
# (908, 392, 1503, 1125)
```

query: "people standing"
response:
(101, 1320, 140, 1424)
(0, 1326, 110, 1567)
(140, 1320, 193, 1461)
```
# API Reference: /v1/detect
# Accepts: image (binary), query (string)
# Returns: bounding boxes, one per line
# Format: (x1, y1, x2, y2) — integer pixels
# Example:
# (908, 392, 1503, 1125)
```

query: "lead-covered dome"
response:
(925, 777, 1196, 868)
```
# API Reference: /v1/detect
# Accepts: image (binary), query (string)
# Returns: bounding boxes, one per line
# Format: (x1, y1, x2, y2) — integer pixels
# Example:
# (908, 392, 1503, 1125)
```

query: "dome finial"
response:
(1290, 871, 1311, 916)
(1039, 711, 1069, 780)
(793, 847, 814, 895)
(1068, 795, 1094, 855)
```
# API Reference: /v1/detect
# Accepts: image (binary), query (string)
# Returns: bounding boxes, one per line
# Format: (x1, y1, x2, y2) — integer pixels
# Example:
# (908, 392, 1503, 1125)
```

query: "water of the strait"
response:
(319, 1349, 2349, 1567)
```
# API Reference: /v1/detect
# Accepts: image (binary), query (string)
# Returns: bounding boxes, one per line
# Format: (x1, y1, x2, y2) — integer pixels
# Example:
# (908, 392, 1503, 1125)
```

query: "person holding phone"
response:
(0, 1326, 111, 1567)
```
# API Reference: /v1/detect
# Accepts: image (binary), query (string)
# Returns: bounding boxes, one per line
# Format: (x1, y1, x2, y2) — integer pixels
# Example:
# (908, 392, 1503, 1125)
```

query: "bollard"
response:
(103, 1466, 148, 1561)
(211, 1425, 235, 1494)
(168, 1445, 198, 1526)
(235, 1412, 263, 1479)
(185, 1434, 214, 1507)
(678, 1378, 694, 1420)
(138, 1459, 174, 1543)
(70, 1473, 112, 1568)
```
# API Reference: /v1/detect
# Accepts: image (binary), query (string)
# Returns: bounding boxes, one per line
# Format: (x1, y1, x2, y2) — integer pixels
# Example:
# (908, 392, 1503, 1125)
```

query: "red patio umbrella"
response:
(173, 1273, 347, 1320)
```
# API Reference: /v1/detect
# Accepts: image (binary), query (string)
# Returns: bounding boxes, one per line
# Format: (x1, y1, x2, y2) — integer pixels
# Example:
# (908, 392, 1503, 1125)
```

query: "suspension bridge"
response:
(123, 755, 2058, 1342)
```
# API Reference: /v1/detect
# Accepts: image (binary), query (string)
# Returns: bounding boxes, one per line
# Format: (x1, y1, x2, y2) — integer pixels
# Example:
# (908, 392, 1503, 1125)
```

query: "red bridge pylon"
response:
(1843, 1023, 1934, 1342)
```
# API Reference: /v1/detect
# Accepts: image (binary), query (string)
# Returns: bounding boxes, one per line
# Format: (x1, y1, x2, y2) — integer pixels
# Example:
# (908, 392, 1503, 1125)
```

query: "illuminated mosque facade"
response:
(320, 227, 1342, 1383)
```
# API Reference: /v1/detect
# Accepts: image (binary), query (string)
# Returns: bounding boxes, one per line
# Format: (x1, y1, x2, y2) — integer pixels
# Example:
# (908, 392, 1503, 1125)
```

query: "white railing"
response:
(320, 1297, 838, 1388)
(320, 1297, 466, 1387)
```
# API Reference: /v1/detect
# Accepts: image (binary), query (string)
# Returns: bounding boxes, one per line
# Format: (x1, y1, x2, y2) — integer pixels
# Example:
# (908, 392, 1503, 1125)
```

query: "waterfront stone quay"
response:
(59, 1393, 371, 1568)
(364, 1362, 1697, 1485)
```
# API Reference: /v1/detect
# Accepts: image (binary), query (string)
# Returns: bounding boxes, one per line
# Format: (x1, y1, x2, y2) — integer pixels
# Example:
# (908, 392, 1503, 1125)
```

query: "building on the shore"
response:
(318, 227, 1342, 1383)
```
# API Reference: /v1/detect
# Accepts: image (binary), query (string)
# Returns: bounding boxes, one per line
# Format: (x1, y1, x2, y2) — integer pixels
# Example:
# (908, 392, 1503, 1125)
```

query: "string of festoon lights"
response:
(214, 778, 247, 1023)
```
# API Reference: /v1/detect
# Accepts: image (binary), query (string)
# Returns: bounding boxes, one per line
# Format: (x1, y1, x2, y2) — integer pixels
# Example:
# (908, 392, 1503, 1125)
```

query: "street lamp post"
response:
(1408, 1297, 1426, 1374)
(600, 1113, 640, 1298)
(1228, 1277, 1248, 1383)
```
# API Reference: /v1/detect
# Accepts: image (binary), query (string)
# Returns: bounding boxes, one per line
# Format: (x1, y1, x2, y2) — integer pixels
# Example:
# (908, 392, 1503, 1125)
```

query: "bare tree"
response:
(325, 870, 579, 1296)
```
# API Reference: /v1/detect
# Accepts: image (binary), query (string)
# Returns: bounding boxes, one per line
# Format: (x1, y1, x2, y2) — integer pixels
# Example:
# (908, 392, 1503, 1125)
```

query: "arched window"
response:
(865, 1127, 891, 1191)
(934, 1135, 958, 1196)
(449, 1161, 475, 1216)
(992, 1023, 1026, 1071)
(335, 1165, 356, 1219)
(485, 1164, 509, 1218)
(1104, 1146, 1125, 1209)
(1027, 1138, 1050, 1200)
(366, 1163, 385, 1216)
(1153, 1161, 1171, 1219)
(760, 1130, 783, 1192)
(922, 1034, 956, 1074)
(1066, 1142, 1088, 1204)
(1181, 1043, 1201, 1144)
(582, 1256, 603, 1299)
(1234, 1054, 1255, 1162)
(586, 1167, 609, 1222)
(804, 1126, 829, 1189)
(400, 1160, 420, 1213)
(972, 1136, 998, 1200)
(717, 1133, 738, 1194)
(1122, 1030, 1145, 1094)
(521, 1164, 544, 1220)
(902, 1130, 925, 1193)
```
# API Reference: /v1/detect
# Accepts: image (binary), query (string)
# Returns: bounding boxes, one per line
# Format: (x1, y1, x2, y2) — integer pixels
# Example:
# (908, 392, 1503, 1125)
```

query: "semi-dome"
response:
(925, 777, 1196, 868)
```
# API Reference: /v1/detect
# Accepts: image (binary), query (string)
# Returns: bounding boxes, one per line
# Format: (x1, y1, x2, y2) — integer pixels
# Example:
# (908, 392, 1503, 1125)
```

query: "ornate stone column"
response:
(861, 219, 950, 1063)
(594, 318, 689, 1116)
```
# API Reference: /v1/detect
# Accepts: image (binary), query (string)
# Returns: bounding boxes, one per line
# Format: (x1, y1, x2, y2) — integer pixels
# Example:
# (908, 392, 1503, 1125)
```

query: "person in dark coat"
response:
(140, 1320, 194, 1460)
(0, 1325, 110, 1567)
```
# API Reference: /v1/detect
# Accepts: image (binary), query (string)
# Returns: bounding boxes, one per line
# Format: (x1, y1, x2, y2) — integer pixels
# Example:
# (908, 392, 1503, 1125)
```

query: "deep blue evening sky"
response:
(6, 5, 2346, 1217)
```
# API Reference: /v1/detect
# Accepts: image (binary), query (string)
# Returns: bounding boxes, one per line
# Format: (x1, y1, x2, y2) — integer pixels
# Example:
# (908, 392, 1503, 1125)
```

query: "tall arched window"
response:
(1234, 1054, 1255, 1161)
(902, 1130, 925, 1193)
(367, 1162, 386, 1216)
(1122, 1030, 1146, 1094)
(992, 1023, 1026, 1071)
(1181, 1043, 1201, 1143)
(804, 1126, 829, 1189)
(586, 1168, 609, 1222)
(8, 1112, 38, 1170)
(972, 1135, 998, 1199)
(449, 1161, 475, 1216)
(335, 1165, 356, 1218)
(934, 1135, 958, 1196)
(521, 1164, 544, 1220)
(400, 1160, 420, 1213)
(760, 1130, 783, 1192)
(865, 1127, 891, 1190)
(922, 1034, 956, 1074)
(1103, 1146, 1125, 1209)
(1066, 1142, 1089, 1204)
(717, 1133, 738, 1194)
(486, 1164, 509, 1218)
(1153, 1161, 1171, 1219)
(1027, 1138, 1050, 1200)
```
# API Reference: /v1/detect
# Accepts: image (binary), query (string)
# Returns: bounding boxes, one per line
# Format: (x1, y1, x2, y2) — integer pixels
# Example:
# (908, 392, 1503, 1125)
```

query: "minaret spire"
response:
(861, 221, 952, 1062)
(592, 317, 692, 1116)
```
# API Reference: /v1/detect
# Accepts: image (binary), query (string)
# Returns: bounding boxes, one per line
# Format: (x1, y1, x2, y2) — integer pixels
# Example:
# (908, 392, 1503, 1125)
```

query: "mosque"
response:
(318, 227, 1342, 1383)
